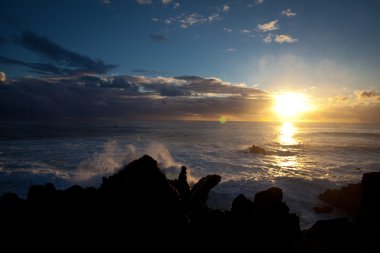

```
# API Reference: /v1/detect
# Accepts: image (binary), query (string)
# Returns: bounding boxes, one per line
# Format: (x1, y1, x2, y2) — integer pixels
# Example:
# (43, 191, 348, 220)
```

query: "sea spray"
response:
(74, 140, 137, 182)
(74, 140, 197, 184)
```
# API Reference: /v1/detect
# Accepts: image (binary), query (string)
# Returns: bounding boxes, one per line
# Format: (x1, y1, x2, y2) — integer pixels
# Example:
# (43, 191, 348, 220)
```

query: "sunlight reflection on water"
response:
(275, 122, 301, 174)
(279, 122, 297, 146)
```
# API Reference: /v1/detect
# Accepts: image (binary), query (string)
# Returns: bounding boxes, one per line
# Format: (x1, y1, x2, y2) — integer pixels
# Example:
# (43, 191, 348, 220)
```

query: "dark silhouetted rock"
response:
(191, 174, 221, 209)
(231, 194, 254, 217)
(170, 166, 191, 205)
(5, 155, 380, 252)
(99, 155, 187, 226)
(361, 172, 380, 215)
(0, 192, 25, 207)
(27, 182, 57, 204)
(356, 172, 380, 252)
(303, 218, 355, 252)
(249, 144, 267, 155)
(254, 187, 283, 208)
(319, 183, 361, 217)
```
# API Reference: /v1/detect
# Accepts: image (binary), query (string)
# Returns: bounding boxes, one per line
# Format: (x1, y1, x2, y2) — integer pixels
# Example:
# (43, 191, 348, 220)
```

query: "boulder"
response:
(249, 145, 267, 155)
(191, 174, 221, 209)
(319, 183, 361, 217)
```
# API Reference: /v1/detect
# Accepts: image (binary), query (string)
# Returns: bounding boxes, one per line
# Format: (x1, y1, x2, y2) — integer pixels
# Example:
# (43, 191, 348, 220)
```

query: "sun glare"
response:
(274, 93, 309, 119)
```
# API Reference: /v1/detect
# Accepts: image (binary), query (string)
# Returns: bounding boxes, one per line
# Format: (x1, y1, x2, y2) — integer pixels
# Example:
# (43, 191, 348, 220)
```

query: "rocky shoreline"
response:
(0, 155, 379, 252)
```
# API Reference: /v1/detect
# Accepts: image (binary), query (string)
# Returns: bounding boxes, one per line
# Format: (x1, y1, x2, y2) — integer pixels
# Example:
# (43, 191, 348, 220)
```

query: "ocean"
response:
(1, 120, 379, 228)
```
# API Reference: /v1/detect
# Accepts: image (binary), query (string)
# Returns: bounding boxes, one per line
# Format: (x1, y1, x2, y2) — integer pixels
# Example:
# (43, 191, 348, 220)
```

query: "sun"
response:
(274, 92, 309, 119)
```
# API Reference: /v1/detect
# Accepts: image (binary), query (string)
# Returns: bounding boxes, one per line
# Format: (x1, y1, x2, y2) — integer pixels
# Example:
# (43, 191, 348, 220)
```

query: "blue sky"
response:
(1, 0, 380, 122)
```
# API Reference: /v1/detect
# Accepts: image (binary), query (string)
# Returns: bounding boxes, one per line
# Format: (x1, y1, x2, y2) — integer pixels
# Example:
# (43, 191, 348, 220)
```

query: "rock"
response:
(170, 166, 191, 204)
(319, 183, 361, 217)
(27, 182, 57, 204)
(191, 174, 221, 209)
(0, 192, 25, 208)
(356, 172, 380, 251)
(99, 155, 187, 226)
(361, 172, 380, 215)
(231, 194, 254, 217)
(253, 187, 284, 210)
(303, 218, 354, 252)
(249, 145, 267, 155)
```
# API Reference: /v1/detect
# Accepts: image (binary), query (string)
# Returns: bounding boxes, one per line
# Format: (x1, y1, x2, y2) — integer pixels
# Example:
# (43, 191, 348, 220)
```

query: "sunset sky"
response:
(1, 0, 380, 123)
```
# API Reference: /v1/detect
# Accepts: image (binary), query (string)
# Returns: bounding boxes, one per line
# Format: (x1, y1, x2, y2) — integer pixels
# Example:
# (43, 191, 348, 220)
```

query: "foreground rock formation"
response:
(0, 155, 379, 252)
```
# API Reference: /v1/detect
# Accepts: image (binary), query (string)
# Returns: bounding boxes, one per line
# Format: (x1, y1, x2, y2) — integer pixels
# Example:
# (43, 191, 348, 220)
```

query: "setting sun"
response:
(274, 93, 309, 118)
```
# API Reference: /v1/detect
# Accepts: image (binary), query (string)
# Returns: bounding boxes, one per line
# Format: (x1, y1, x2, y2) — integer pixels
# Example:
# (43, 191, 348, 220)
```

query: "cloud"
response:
(162, 0, 172, 4)
(5, 31, 116, 75)
(3, 74, 380, 123)
(136, 0, 152, 4)
(179, 13, 220, 29)
(240, 29, 251, 33)
(248, 0, 264, 7)
(315, 90, 380, 123)
(224, 28, 232, 32)
(164, 18, 175, 24)
(173, 3, 180, 9)
(223, 48, 236, 52)
(0, 75, 270, 121)
(355, 90, 380, 101)
(207, 13, 220, 22)
(0, 55, 68, 75)
(150, 33, 168, 42)
(0, 71, 6, 82)
(263, 34, 273, 43)
(282, 9, 296, 17)
(223, 4, 230, 13)
(100, 0, 111, 5)
(257, 20, 279, 32)
(179, 13, 204, 28)
(255, 0, 264, 6)
(274, 34, 298, 43)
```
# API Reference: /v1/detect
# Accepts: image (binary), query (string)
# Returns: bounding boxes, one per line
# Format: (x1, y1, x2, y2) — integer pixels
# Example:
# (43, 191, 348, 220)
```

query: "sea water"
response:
(1, 120, 379, 228)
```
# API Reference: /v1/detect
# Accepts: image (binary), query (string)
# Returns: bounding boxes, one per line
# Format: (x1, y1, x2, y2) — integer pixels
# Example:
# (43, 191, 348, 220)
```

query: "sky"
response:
(1, 0, 380, 123)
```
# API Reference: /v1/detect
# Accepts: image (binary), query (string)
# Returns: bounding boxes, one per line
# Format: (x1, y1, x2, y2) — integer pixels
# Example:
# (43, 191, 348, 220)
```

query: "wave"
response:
(74, 140, 196, 184)
(310, 131, 380, 138)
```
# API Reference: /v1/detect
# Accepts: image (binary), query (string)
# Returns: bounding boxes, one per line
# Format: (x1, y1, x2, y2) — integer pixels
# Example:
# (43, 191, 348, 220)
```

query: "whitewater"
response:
(1, 120, 379, 228)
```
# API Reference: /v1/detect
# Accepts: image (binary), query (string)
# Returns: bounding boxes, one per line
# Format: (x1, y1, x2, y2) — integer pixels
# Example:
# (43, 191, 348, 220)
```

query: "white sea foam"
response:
(73, 140, 195, 184)
(0, 121, 379, 227)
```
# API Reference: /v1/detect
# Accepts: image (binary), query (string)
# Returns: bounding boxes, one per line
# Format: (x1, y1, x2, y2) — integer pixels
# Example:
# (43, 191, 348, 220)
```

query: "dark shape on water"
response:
(0, 155, 379, 252)
(249, 144, 267, 155)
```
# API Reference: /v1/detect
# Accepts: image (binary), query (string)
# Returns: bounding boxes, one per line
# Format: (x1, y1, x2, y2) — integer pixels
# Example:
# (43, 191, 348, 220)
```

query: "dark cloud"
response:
(174, 75, 266, 97)
(158, 85, 191, 97)
(0, 55, 69, 75)
(0, 75, 270, 121)
(356, 90, 378, 99)
(2, 74, 380, 123)
(2, 31, 116, 75)
(150, 33, 168, 42)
